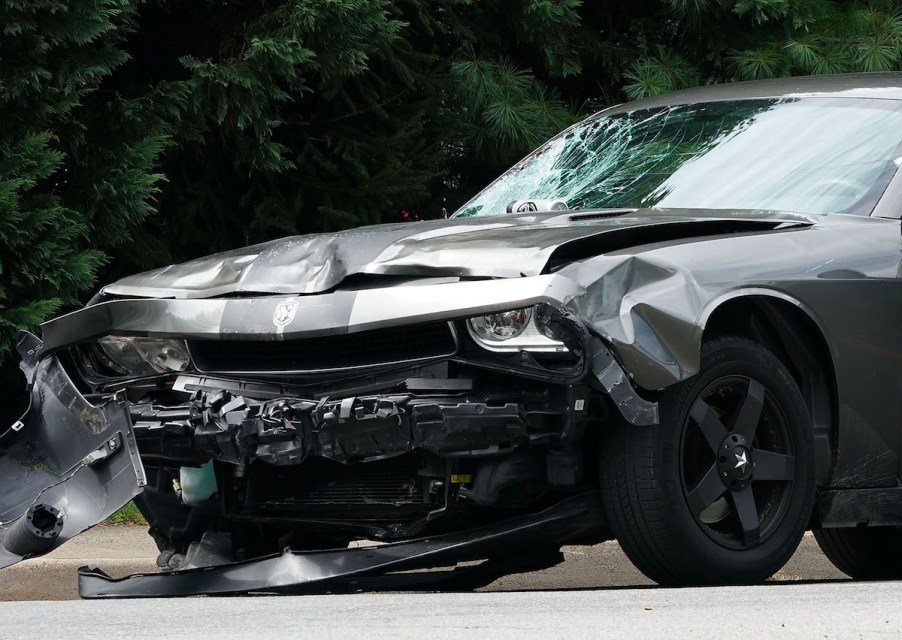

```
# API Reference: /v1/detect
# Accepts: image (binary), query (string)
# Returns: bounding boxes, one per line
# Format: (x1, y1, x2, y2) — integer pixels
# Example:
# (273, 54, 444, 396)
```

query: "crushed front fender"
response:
(0, 332, 146, 568)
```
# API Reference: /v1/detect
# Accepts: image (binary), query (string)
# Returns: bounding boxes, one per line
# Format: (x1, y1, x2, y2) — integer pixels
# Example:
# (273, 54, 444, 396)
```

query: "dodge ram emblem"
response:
(273, 301, 299, 327)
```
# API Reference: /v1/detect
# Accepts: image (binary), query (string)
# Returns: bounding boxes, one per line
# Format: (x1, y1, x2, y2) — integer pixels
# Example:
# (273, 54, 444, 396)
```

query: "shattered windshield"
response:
(453, 98, 902, 218)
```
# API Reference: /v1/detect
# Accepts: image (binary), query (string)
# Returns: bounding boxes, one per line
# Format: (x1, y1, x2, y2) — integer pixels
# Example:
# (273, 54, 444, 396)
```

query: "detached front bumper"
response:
(78, 491, 605, 598)
(0, 333, 146, 568)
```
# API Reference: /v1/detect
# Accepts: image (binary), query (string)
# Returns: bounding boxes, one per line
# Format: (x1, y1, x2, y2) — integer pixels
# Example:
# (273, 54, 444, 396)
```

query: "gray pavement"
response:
(3, 526, 897, 639)
(1, 582, 898, 639)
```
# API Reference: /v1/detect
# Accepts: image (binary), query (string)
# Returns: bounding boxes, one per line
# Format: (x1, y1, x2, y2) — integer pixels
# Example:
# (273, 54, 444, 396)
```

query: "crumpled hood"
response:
(102, 208, 813, 299)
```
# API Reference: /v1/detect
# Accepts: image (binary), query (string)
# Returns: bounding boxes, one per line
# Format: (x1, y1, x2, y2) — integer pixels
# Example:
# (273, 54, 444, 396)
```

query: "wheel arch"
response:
(701, 291, 837, 487)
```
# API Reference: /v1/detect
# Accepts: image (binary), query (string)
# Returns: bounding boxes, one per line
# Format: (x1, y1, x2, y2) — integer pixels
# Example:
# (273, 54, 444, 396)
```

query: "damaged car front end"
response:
(8, 73, 902, 596)
(9, 269, 639, 596)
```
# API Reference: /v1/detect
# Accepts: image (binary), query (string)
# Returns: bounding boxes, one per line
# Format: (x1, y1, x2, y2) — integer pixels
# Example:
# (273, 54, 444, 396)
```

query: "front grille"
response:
(243, 456, 435, 521)
(188, 322, 457, 373)
(252, 458, 427, 507)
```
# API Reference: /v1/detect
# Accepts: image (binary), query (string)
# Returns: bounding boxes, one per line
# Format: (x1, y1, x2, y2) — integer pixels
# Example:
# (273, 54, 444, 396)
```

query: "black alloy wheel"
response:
(601, 335, 816, 585)
(682, 375, 796, 550)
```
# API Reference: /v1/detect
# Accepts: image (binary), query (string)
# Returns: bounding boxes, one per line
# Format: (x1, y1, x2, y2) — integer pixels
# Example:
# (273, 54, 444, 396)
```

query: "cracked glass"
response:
(453, 98, 902, 218)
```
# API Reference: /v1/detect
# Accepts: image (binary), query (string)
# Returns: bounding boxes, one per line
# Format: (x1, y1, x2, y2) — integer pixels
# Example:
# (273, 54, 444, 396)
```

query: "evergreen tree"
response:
(101, 0, 589, 272)
(623, 0, 902, 97)
(0, 0, 165, 360)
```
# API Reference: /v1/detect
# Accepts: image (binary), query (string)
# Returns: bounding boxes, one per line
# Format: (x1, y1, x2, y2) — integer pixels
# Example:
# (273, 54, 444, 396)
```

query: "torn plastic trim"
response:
(0, 332, 146, 569)
(587, 336, 659, 426)
(533, 305, 659, 426)
(77, 491, 605, 598)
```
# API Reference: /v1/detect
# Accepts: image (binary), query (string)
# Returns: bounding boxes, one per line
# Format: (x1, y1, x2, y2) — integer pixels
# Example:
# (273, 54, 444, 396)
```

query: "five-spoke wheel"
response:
(682, 376, 797, 550)
(601, 335, 816, 585)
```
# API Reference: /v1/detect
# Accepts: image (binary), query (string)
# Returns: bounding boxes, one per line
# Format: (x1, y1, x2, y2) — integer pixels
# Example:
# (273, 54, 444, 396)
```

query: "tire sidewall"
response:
(652, 338, 816, 582)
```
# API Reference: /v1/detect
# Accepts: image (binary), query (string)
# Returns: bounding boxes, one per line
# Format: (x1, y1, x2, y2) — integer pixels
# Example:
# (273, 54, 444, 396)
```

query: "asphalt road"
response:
(2, 527, 899, 638)
(2, 582, 900, 639)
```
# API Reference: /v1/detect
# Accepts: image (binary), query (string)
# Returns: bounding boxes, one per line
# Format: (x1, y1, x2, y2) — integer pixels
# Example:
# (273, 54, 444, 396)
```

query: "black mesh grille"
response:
(257, 467, 426, 507)
(245, 456, 431, 517)
(188, 322, 456, 372)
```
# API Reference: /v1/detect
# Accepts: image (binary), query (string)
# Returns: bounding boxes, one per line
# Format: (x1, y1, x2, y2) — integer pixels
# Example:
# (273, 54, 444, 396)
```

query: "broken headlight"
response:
(466, 305, 568, 353)
(94, 336, 191, 377)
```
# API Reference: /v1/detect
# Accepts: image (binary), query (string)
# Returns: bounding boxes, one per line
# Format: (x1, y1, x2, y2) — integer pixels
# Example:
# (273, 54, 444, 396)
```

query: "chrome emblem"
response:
(273, 301, 299, 327)
(734, 451, 748, 470)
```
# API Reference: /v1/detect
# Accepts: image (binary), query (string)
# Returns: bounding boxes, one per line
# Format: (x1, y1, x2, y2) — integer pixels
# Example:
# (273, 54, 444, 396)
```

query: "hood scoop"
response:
(567, 209, 638, 222)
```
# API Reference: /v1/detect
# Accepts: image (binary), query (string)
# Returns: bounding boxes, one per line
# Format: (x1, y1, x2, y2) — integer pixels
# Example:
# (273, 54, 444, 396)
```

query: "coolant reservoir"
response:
(180, 461, 217, 506)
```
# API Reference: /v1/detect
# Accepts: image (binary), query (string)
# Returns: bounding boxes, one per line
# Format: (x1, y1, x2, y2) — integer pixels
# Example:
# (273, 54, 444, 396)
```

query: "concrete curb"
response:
(0, 525, 158, 601)
(1, 559, 158, 601)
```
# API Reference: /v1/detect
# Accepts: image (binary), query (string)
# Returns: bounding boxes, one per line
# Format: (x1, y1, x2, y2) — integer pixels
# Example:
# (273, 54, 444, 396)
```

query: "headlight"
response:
(468, 308, 532, 341)
(467, 306, 569, 353)
(96, 336, 191, 376)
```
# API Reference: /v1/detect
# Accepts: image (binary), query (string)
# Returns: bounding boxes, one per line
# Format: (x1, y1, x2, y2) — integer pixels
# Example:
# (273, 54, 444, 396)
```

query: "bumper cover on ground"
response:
(78, 491, 605, 598)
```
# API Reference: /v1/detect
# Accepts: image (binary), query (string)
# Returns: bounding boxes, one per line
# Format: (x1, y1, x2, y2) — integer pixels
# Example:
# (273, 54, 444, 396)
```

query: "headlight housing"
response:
(468, 308, 533, 342)
(91, 336, 191, 377)
(466, 305, 569, 353)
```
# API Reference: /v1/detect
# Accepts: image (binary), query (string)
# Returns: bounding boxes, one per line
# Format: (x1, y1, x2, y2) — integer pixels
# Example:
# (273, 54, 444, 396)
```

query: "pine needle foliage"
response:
(101, 0, 597, 269)
(626, 0, 902, 95)
(0, 0, 165, 359)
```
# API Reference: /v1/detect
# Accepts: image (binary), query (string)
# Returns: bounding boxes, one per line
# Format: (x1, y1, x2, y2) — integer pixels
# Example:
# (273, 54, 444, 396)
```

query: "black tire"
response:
(814, 527, 902, 579)
(600, 335, 816, 585)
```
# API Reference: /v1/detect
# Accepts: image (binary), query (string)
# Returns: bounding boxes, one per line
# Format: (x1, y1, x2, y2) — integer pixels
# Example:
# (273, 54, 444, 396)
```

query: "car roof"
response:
(605, 72, 902, 114)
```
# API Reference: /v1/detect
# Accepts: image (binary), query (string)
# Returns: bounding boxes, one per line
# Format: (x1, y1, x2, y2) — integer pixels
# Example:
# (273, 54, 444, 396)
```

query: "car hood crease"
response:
(101, 209, 813, 299)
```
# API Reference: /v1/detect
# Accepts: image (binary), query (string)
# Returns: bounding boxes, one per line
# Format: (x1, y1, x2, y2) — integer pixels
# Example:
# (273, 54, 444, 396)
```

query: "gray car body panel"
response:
(602, 72, 902, 112)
